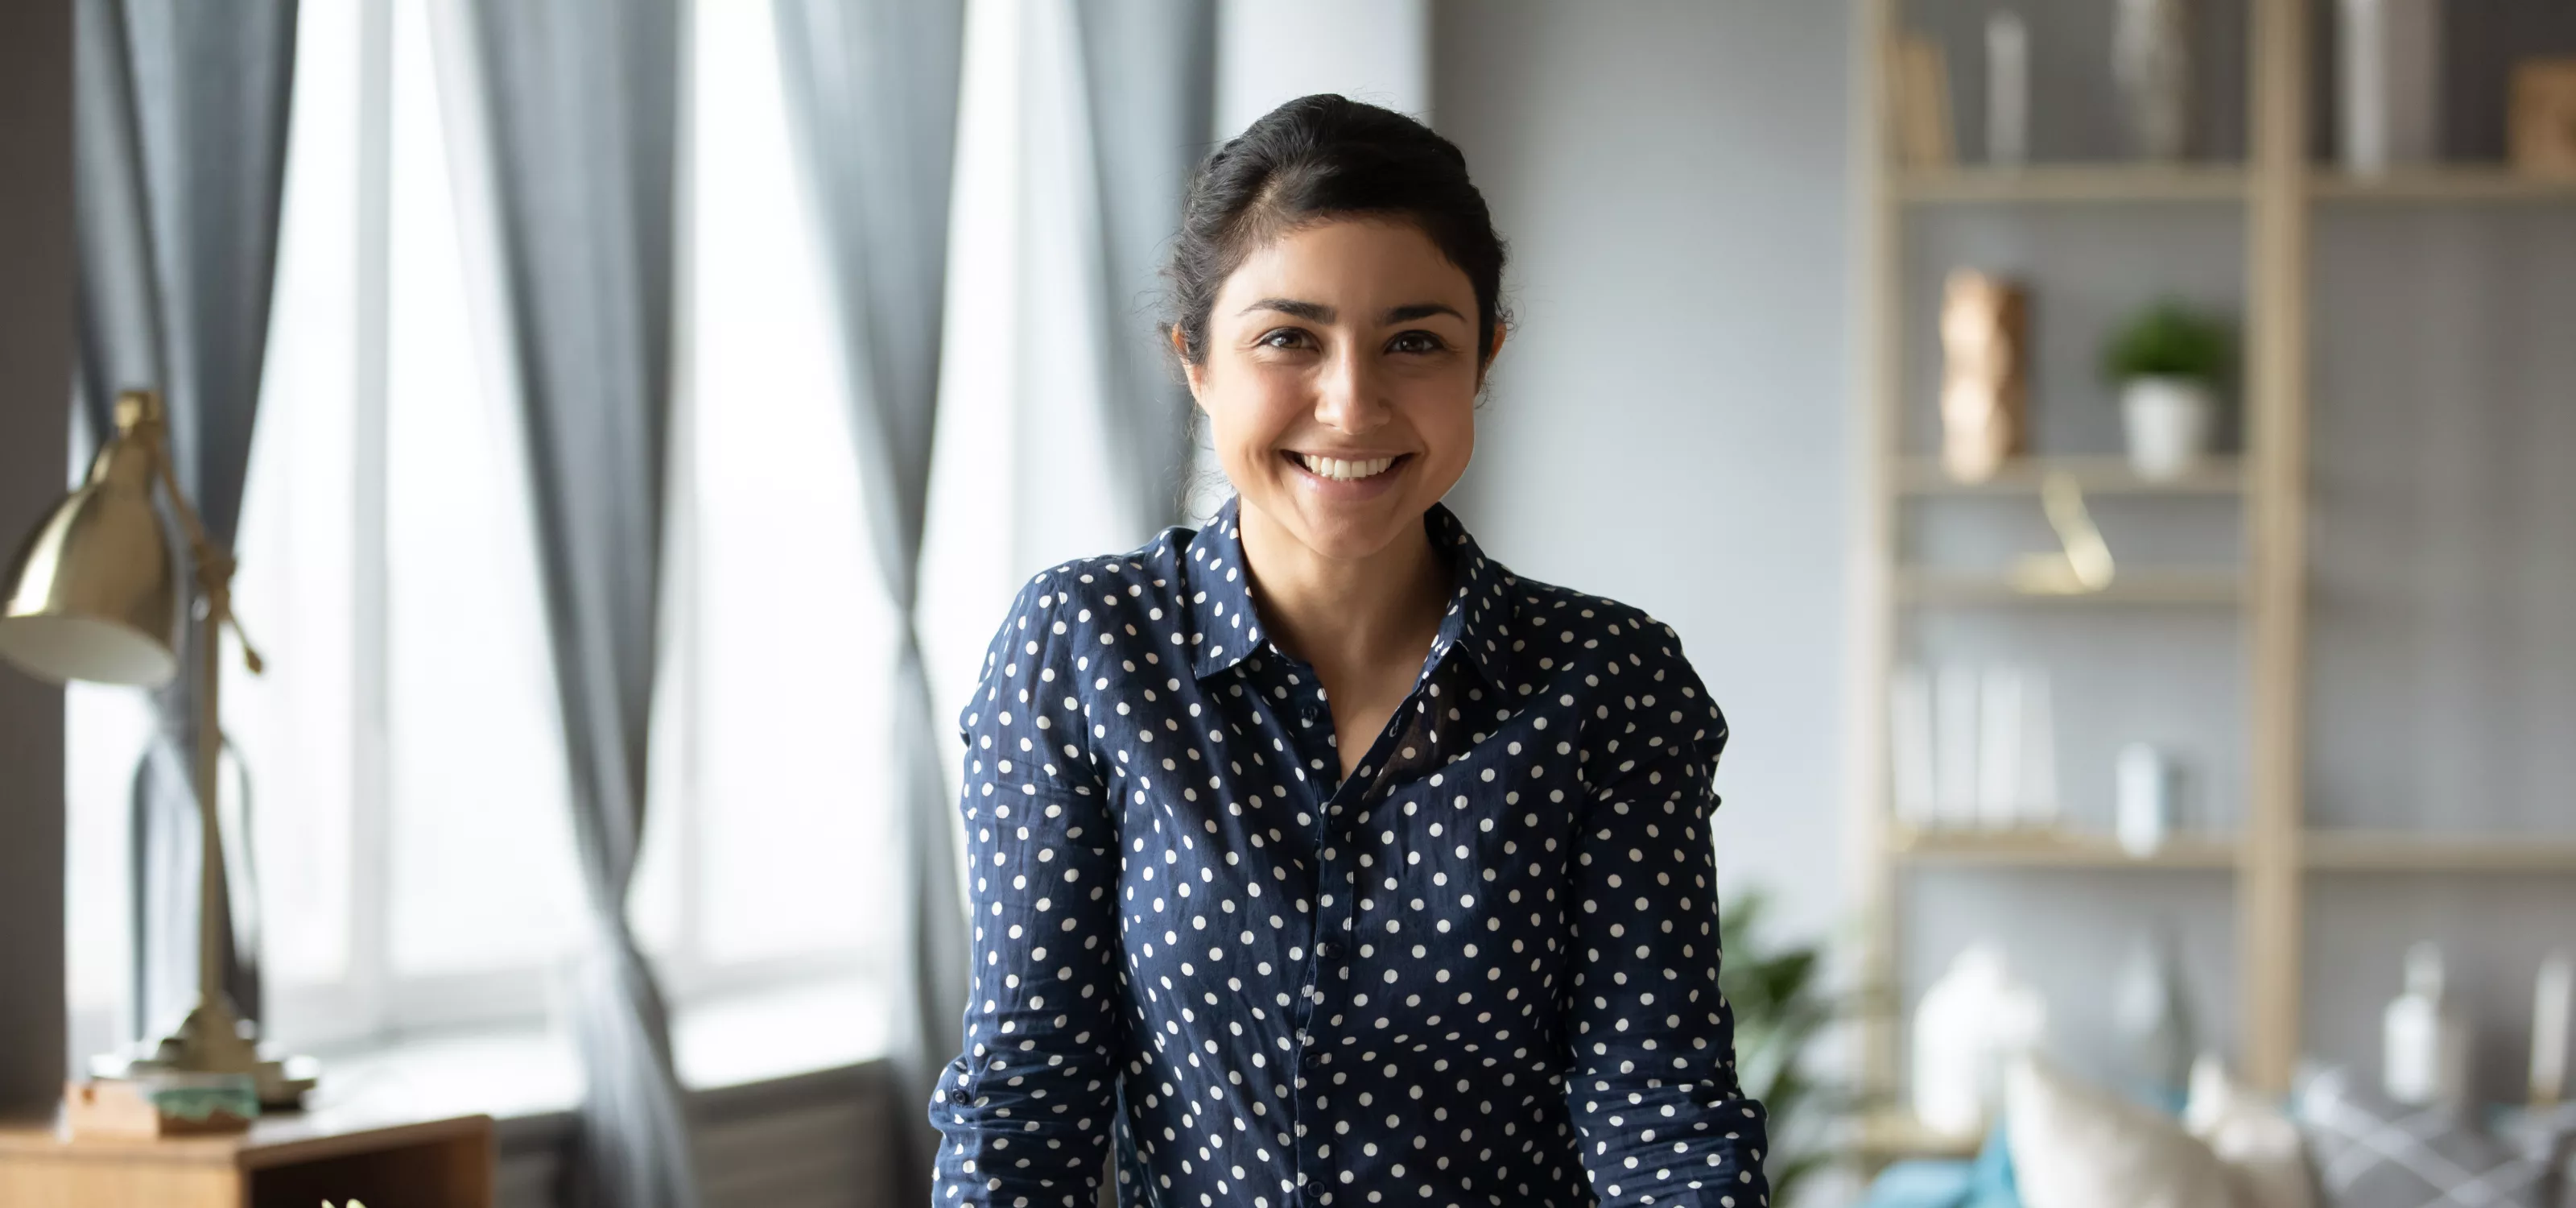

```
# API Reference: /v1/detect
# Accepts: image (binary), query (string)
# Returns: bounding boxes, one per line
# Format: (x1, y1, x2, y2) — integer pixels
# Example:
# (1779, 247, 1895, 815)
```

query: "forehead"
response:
(1212, 217, 1476, 319)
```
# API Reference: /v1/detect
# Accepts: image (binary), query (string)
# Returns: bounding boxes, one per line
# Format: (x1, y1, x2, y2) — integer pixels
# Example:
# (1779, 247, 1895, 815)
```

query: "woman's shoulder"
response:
(1499, 573, 1728, 767)
(981, 527, 1199, 656)
(1503, 572, 1700, 678)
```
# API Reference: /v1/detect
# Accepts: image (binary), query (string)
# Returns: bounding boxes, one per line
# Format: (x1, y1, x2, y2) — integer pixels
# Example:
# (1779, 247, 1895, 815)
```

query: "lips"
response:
(1288, 452, 1405, 482)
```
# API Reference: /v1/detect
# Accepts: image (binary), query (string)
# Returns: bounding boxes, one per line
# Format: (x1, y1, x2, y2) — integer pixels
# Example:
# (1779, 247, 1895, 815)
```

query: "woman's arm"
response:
(931, 575, 1125, 1207)
(1563, 625, 1769, 1206)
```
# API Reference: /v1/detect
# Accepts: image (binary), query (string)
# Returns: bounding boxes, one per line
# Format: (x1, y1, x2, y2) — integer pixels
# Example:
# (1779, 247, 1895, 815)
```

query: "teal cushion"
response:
(1966, 1119, 2021, 1208)
(1860, 1160, 1975, 1208)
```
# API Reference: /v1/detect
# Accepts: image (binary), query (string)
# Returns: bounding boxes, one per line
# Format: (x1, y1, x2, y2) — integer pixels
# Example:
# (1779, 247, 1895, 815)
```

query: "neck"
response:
(1236, 501, 1448, 678)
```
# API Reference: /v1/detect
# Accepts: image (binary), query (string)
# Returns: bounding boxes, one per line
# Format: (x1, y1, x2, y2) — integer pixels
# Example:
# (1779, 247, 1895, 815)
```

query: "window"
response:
(67, 0, 891, 1064)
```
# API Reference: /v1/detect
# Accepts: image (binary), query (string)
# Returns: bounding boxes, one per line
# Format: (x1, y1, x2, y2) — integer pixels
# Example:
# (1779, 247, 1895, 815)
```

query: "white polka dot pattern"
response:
(931, 498, 1769, 1207)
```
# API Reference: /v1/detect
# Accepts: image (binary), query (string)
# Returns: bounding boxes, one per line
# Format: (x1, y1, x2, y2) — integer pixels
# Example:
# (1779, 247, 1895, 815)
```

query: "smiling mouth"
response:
(1286, 451, 1409, 482)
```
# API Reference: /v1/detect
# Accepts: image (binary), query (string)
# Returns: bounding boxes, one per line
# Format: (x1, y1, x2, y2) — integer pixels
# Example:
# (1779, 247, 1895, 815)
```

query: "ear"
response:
(1485, 321, 1509, 366)
(1172, 326, 1207, 403)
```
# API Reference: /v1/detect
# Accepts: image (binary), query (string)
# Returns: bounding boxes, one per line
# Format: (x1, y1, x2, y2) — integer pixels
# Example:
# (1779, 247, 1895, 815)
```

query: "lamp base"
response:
(89, 1002, 319, 1109)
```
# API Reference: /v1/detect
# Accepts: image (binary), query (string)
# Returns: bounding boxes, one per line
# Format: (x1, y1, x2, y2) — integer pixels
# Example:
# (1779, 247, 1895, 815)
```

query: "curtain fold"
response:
(1071, 0, 1218, 536)
(770, 1, 968, 1200)
(453, 2, 696, 1206)
(74, 0, 299, 1045)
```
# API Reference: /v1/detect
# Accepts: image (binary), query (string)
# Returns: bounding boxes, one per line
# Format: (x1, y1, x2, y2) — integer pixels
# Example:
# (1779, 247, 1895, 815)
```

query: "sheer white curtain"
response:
(627, 0, 893, 993)
(918, 0, 1133, 741)
(68, 0, 897, 1069)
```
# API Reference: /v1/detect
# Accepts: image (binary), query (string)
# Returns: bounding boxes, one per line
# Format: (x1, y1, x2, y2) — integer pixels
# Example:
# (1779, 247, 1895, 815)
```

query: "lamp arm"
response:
(145, 432, 264, 676)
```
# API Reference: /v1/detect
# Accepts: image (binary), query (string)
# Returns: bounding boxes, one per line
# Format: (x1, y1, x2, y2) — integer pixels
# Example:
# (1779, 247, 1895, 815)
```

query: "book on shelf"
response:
(1888, 34, 1955, 171)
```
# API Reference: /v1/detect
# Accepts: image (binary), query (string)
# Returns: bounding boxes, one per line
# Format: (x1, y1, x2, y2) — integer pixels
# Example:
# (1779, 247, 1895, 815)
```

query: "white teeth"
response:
(1297, 453, 1397, 482)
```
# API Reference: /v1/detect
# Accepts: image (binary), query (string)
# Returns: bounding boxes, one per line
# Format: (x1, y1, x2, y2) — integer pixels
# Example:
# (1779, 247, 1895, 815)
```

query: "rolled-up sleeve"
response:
(931, 575, 1124, 1207)
(1563, 628, 1769, 1206)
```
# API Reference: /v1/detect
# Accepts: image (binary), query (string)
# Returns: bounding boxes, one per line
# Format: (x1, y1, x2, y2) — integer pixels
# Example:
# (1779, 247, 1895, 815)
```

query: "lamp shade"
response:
(0, 434, 180, 688)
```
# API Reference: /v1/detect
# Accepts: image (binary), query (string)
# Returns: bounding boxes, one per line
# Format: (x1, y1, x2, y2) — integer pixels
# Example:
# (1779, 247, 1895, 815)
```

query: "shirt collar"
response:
(1183, 495, 1523, 691)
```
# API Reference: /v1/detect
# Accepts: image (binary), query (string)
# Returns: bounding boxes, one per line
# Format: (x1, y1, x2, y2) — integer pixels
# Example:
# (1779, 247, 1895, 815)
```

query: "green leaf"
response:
(2100, 299, 2233, 385)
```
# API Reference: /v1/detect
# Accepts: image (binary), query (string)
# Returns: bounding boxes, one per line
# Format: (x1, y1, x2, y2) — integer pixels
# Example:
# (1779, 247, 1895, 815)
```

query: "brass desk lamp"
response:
(0, 387, 313, 1106)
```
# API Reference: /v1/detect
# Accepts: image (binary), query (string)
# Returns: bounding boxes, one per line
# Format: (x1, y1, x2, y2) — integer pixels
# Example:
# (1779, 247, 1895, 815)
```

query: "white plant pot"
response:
(2120, 377, 2217, 481)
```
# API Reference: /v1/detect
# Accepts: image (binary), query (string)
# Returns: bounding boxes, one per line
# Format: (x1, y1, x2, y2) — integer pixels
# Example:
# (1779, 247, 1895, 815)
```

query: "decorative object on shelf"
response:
(0, 388, 314, 1107)
(2510, 60, 2576, 180)
(2300, 1067, 2550, 1206)
(2111, 924, 2197, 1111)
(1975, 665, 2058, 827)
(1913, 945, 2048, 1139)
(61, 1073, 257, 1139)
(1935, 664, 1984, 827)
(1717, 887, 1850, 1203)
(1889, 33, 1957, 170)
(2336, 0, 2442, 173)
(1891, 666, 1938, 829)
(2113, 0, 2192, 161)
(2007, 472, 2118, 595)
(2005, 1055, 2238, 1208)
(1899, 662, 2060, 831)
(2184, 1057, 2316, 1208)
(2115, 743, 2177, 857)
(2103, 300, 2232, 482)
(1985, 12, 2029, 168)
(1939, 270, 2028, 484)
(2384, 941, 2474, 1108)
(2533, 951, 2571, 1109)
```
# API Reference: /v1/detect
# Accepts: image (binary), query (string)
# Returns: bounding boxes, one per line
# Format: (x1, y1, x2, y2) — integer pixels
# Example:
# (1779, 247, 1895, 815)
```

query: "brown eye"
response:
(1388, 330, 1444, 354)
(1259, 329, 1312, 350)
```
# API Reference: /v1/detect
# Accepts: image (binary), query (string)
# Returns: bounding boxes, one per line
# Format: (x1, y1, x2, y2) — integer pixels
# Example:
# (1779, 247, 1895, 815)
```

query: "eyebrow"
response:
(1237, 298, 1469, 325)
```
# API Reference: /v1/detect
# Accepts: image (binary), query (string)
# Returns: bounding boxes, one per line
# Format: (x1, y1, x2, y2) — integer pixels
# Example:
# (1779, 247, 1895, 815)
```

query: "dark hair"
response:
(1163, 94, 1509, 372)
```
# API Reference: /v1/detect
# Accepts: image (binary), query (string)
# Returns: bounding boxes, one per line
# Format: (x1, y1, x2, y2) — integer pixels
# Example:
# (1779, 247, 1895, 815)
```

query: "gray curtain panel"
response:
(1072, 0, 1217, 536)
(770, 1, 967, 1199)
(73, 0, 298, 1045)
(456, 2, 697, 1207)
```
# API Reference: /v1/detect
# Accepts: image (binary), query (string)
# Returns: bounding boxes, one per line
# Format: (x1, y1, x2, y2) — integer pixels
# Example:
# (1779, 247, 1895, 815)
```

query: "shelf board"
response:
(1890, 825, 2240, 869)
(2304, 831, 2576, 873)
(1897, 455, 2244, 496)
(1894, 569, 2242, 606)
(1852, 1110, 1983, 1160)
(1899, 163, 2249, 205)
(2312, 168, 2576, 204)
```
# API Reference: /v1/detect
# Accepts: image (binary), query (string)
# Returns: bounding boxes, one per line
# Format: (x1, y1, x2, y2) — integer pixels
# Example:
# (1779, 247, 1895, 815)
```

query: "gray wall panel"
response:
(0, 0, 74, 1119)
(1432, 0, 1855, 945)
(2308, 205, 2576, 837)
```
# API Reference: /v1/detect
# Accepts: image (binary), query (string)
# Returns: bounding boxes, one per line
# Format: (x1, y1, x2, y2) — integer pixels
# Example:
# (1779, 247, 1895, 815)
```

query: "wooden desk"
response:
(0, 1110, 492, 1208)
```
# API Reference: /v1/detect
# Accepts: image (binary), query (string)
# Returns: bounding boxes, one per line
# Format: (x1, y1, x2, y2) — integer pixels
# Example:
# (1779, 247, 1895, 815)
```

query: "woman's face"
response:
(1185, 217, 1494, 565)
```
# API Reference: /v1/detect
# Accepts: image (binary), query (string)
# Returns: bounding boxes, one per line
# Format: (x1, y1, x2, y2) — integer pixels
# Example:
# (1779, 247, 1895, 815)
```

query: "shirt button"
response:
(1318, 940, 1343, 960)
(1298, 705, 1319, 725)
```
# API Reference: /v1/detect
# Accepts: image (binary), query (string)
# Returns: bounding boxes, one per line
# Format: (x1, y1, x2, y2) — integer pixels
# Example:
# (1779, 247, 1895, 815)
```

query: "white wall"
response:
(1432, 1, 1856, 945)
(1215, 0, 1431, 134)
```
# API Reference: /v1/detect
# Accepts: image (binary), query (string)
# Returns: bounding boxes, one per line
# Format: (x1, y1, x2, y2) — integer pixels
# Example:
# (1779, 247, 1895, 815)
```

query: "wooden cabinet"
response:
(0, 1111, 491, 1208)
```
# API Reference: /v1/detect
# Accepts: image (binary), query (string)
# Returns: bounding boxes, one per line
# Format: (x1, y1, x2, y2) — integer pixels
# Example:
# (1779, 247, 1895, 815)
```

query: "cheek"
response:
(1199, 359, 1307, 449)
(1397, 368, 1480, 457)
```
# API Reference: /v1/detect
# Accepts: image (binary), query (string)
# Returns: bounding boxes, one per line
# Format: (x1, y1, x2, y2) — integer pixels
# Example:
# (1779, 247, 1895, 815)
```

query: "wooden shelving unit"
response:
(2311, 167, 2576, 203)
(1893, 569, 2242, 606)
(1899, 164, 2249, 205)
(1892, 826, 2240, 870)
(2303, 831, 2576, 873)
(1856, 0, 2576, 1172)
(1896, 455, 2245, 496)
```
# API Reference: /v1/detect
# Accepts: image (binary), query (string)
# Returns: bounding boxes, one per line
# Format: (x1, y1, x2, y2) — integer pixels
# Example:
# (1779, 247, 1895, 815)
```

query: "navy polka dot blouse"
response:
(931, 497, 1769, 1208)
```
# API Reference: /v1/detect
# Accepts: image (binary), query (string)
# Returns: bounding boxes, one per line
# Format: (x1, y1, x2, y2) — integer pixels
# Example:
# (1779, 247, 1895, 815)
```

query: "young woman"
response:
(933, 95, 1769, 1208)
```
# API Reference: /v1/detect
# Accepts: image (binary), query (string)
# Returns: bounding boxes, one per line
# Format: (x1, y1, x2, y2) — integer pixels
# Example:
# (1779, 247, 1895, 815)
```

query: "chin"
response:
(1290, 513, 1417, 562)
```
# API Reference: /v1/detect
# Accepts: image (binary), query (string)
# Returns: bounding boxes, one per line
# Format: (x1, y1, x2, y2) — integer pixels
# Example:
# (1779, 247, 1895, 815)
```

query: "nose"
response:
(1312, 341, 1388, 435)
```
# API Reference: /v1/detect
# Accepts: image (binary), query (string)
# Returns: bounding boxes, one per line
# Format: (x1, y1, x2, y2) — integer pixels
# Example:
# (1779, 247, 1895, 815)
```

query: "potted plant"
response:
(1718, 887, 1854, 1201)
(2101, 300, 2232, 481)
